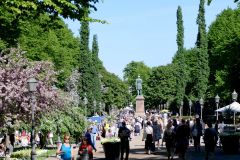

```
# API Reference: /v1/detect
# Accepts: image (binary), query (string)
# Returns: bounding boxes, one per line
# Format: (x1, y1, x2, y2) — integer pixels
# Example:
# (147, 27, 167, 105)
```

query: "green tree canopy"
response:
(208, 7, 240, 99)
(144, 64, 176, 109)
(18, 14, 80, 88)
(172, 6, 187, 108)
(0, 0, 101, 46)
(123, 61, 151, 97)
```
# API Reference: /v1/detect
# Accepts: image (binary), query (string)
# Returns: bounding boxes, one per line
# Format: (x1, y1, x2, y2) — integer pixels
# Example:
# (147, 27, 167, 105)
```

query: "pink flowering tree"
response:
(0, 48, 64, 130)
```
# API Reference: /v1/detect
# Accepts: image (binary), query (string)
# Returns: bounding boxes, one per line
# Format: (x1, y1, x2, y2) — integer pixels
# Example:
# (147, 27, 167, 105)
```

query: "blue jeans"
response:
(91, 133, 97, 149)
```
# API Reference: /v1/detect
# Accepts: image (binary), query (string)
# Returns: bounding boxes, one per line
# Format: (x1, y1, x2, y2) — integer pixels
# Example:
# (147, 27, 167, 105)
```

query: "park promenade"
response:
(46, 132, 240, 160)
(93, 133, 240, 160)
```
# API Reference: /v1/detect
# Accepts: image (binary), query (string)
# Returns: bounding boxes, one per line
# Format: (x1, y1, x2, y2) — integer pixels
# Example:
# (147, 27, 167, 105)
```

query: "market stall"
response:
(215, 102, 240, 154)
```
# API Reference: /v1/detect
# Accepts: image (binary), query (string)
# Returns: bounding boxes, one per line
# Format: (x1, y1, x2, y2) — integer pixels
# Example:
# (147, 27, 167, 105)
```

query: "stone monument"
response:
(135, 75, 145, 117)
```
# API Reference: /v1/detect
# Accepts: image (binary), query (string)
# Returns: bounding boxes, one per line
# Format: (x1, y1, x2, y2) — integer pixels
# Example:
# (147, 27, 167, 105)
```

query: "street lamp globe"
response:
(27, 77, 38, 92)
(83, 94, 88, 116)
(93, 100, 96, 115)
(84, 96, 88, 105)
(129, 102, 133, 108)
(215, 94, 220, 121)
(189, 100, 192, 107)
(232, 90, 238, 101)
(52, 85, 58, 91)
(215, 94, 220, 103)
(200, 97, 204, 106)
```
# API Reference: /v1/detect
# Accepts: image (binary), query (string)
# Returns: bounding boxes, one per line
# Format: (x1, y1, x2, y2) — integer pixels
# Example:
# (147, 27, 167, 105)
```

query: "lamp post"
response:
(166, 101, 169, 109)
(27, 77, 38, 160)
(200, 98, 204, 120)
(180, 101, 183, 117)
(99, 102, 102, 116)
(232, 90, 238, 125)
(84, 93, 88, 117)
(232, 90, 238, 101)
(129, 102, 133, 108)
(189, 100, 192, 117)
(93, 100, 96, 116)
(102, 102, 105, 114)
(215, 94, 220, 121)
(128, 86, 132, 107)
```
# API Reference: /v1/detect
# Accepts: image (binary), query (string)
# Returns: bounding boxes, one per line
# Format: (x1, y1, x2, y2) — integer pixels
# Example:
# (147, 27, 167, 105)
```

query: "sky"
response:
(65, 0, 237, 79)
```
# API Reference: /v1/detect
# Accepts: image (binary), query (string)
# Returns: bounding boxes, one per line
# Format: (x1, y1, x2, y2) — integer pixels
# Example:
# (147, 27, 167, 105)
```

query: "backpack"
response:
(164, 130, 175, 145)
(192, 126, 198, 137)
(135, 124, 140, 132)
(119, 127, 130, 138)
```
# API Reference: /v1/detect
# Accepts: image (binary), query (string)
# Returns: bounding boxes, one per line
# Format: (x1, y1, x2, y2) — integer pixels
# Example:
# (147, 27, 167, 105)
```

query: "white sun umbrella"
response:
(216, 102, 240, 112)
(215, 102, 240, 125)
(124, 106, 134, 111)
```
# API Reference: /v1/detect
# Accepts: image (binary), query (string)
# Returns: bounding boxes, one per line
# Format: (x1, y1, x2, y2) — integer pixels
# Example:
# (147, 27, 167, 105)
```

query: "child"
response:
(105, 129, 113, 138)
(78, 137, 93, 160)
(56, 134, 73, 160)
(0, 144, 5, 157)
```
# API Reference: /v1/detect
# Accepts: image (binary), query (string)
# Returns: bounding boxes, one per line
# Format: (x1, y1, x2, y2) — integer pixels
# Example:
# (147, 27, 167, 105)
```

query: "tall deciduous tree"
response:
(78, 18, 94, 115)
(0, 0, 101, 47)
(144, 64, 176, 109)
(195, 0, 209, 99)
(208, 8, 240, 99)
(91, 34, 102, 113)
(100, 69, 129, 111)
(123, 61, 151, 97)
(184, 48, 199, 101)
(0, 48, 64, 126)
(65, 70, 81, 107)
(207, 0, 239, 5)
(18, 14, 80, 88)
(172, 6, 187, 108)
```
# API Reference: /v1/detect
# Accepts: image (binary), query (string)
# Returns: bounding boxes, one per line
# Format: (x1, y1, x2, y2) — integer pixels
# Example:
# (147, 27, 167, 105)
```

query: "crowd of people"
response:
(0, 110, 225, 160)
(70, 111, 221, 160)
(87, 111, 221, 160)
(120, 112, 220, 160)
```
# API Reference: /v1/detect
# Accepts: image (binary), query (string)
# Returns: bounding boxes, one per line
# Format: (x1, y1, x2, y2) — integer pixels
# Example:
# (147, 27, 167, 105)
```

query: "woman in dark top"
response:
(204, 122, 218, 160)
(191, 118, 203, 152)
(175, 119, 190, 160)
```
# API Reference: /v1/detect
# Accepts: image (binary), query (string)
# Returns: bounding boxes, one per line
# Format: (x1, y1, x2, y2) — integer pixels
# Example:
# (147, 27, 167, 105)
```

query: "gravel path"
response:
(46, 132, 240, 160)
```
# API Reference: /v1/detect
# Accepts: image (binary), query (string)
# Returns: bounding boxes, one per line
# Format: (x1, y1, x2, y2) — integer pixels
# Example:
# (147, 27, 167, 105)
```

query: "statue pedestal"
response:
(135, 95, 145, 117)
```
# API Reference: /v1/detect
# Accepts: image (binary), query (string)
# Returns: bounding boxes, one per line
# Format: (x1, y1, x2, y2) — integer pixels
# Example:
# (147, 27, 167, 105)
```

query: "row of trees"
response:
(123, 1, 240, 116)
(0, 0, 240, 140)
(0, 0, 128, 144)
(0, 2, 134, 147)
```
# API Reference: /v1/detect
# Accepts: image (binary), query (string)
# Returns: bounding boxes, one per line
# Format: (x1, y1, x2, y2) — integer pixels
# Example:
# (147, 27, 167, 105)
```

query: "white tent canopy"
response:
(123, 106, 134, 111)
(215, 101, 240, 125)
(216, 102, 240, 113)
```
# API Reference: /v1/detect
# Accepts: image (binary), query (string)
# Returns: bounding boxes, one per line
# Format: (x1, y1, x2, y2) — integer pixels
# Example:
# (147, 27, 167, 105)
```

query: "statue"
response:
(136, 75, 142, 95)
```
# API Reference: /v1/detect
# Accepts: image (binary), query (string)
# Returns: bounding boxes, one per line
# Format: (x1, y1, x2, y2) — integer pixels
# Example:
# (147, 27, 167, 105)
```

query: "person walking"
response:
(191, 118, 203, 152)
(48, 131, 54, 146)
(134, 121, 141, 136)
(175, 119, 190, 160)
(152, 119, 162, 150)
(118, 121, 131, 160)
(91, 123, 99, 150)
(204, 122, 218, 160)
(85, 128, 97, 152)
(78, 137, 93, 160)
(142, 121, 153, 155)
(163, 120, 176, 160)
(56, 134, 73, 160)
